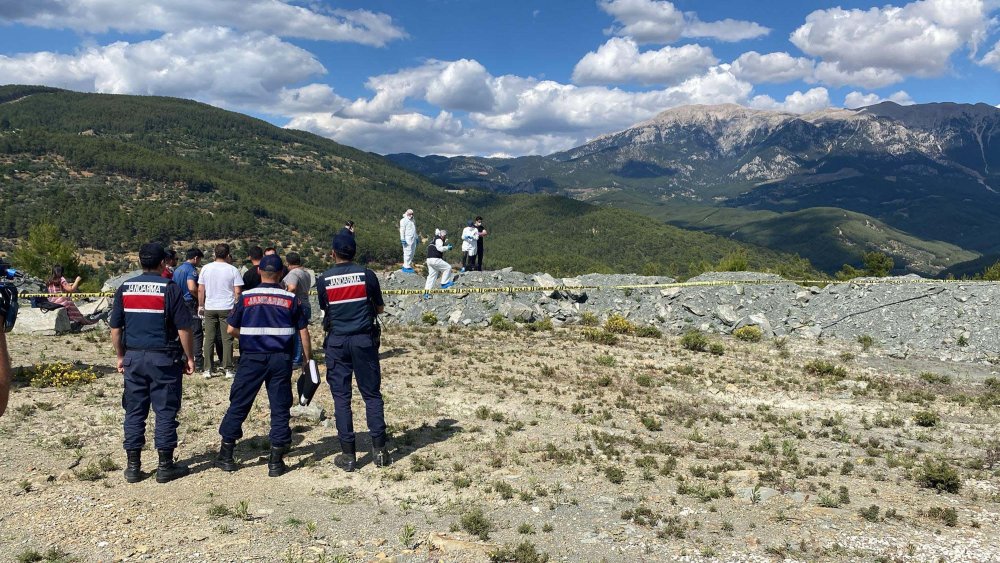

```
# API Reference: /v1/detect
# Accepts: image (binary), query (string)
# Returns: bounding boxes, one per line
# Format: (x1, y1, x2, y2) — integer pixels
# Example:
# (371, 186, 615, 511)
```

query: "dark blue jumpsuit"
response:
(109, 274, 192, 451)
(316, 263, 386, 447)
(219, 283, 307, 447)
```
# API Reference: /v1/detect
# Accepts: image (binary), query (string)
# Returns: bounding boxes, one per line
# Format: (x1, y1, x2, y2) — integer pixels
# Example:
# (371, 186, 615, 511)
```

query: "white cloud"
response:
(0, 27, 330, 110)
(730, 51, 815, 83)
(572, 37, 717, 85)
(844, 90, 915, 108)
(598, 0, 769, 44)
(287, 60, 755, 155)
(791, 0, 990, 87)
(981, 40, 1000, 70)
(749, 87, 831, 114)
(0, 0, 406, 46)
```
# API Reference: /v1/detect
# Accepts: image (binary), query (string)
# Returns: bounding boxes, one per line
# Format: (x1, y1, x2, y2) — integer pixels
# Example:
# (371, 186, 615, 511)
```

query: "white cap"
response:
(405, 209, 414, 216)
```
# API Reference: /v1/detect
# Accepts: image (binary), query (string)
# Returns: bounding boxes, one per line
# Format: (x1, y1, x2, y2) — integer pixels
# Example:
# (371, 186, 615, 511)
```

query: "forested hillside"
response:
(0, 86, 818, 279)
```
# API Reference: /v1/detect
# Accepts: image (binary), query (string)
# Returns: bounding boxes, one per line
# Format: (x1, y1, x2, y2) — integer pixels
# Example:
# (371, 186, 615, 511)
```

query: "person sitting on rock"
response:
(424, 229, 454, 298)
(46, 265, 103, 329)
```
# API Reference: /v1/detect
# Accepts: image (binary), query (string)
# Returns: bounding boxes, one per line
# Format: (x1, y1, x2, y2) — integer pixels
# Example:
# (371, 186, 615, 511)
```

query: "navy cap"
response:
(259, 254, 284, 273)
(333, 233, 356, 259)
(139, 243, 167, 263)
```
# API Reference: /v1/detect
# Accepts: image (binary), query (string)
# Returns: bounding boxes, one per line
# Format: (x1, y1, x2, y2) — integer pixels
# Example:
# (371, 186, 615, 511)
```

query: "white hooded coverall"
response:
(399, 214, 417, 269)
(425, 237, 452, 291)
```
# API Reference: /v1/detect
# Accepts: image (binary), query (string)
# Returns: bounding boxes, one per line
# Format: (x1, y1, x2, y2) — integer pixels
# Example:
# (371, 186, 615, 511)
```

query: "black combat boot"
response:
(155, 449, 190, 483)
(372, 436, 391, 468)
(334, 441, 356, 473)
(124, 450, 142, 483)
(268, 446, 287, 477)
(215, 441, 238, 472)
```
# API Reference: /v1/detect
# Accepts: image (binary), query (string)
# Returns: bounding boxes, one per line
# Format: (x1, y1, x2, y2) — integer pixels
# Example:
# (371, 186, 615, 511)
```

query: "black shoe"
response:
(334, 441, 356, 473)
(372, 437, 391, 468)
(215, 441, 238, 472)
(268, 446, 287, 477)
(156, 449, 190, 483)
(124, 449, 142, 483)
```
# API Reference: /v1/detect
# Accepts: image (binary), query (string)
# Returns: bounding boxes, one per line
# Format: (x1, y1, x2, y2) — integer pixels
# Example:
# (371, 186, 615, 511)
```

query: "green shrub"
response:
(913, 410, 941, 427)
(857, 334, 875, 351)
(858, 505, 881, 522)
(489, 541, 550, 563)
(490, 313, 516, 331)
(733, 325, 763, 342)
(680, 330, 709, 352)
(16, 362, 98, 388)
(635, 325, 662, 338)
(421, 312, 438, 325)
(926, 506, 958, 527)
(579, 312, 599, 326)
(604, 466, 625, 484)
(595, 354, 616, 367)
(526, 317, 553, 331)
(604, 315, 636, 335)
(919, 372, 952, 385)
(582, 328, 618, 345)
(709, 343, 725, 356)
(917, 459, 961, 493)
(803, 360, 847, 379)
(460, 508, 493, 540)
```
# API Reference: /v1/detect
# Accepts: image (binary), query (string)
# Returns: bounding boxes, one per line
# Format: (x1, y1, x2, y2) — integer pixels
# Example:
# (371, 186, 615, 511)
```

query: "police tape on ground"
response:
(17, 276, 994, 300)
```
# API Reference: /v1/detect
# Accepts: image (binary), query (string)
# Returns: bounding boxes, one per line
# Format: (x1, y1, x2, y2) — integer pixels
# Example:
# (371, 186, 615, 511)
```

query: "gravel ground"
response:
(2, 320, 1000, 562)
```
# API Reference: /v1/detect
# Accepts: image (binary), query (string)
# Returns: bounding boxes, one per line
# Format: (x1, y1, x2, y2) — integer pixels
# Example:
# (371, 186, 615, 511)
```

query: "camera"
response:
(0, 258, 22, 333)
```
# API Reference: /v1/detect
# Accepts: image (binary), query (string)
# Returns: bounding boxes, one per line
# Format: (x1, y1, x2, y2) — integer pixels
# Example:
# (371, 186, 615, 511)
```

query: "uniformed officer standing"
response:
(215, 254, 311, 477)
(109, 243, 195, 484)
(317, 233, 388, 472)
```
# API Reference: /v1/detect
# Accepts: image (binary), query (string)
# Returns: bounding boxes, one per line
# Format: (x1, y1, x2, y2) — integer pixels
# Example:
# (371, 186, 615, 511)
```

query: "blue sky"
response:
(1, 0, 998, 156)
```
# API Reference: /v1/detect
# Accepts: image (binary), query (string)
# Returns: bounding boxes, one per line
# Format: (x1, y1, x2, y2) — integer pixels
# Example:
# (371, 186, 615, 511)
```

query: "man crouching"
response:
(215, 254, 311, 477)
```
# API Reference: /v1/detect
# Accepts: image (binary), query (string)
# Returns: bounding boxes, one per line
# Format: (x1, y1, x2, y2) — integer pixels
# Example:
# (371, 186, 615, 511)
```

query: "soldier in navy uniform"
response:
(109, 243, 195, 484)
(215, 254, 311, 477)
(317, 233, 388, 472)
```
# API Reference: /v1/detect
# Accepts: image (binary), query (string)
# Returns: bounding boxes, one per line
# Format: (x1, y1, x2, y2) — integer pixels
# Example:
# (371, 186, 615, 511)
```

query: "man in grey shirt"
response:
(283, 252, 312, 368)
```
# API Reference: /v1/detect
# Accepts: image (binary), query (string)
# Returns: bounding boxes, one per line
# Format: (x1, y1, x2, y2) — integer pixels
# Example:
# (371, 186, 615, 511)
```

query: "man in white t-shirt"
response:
(198, 243, 244, 378)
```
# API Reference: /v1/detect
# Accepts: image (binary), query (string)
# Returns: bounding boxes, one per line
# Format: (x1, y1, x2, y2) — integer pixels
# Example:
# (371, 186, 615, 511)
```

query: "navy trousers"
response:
(122, 350, 183, 451)
(325, 333, 386, 446)
(218, 352, 293, 447)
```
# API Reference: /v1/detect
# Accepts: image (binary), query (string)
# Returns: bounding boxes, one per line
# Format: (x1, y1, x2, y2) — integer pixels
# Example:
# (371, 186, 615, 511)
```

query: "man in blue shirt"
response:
(317, 233, 388, 472)
(215, 254, 311, 477)
(171, 247, 204, 371)
(109, 243, 195, 484)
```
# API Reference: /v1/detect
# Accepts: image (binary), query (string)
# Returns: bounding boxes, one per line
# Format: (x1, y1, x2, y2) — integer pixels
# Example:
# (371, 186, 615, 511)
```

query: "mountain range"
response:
(388, 102, 1000, 275)
(0, 85, 816, 280)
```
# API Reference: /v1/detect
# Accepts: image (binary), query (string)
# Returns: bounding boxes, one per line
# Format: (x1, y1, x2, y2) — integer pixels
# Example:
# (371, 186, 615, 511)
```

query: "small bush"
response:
(709, 342, 725, 356)
(641, 415, 662, 431)
(579, 312, 599, 326)
(460, 508, 493, 540)
(635, 325, 662, 338)
(595, 355, 616, 367)
(526, 317, 553, 331)
(582, 328, 618, 345)
(490, 313, 516, 331)
(733, 325, 763, 342)
(421, 312, 438, 325)
(17, 362, 98, 388)
(680, 330, 709, 352)
(803, 360, 847, 379)
(919, 372, 952, 385)
(859, 505, 881, 522)
(917, 459, 962, 493)
(489, 541, 550, 563)
(926, 506, 959, 527)
(913, 410, 941, 427)
(604, 315, 636, 335)
(604, 466, 625, 484)
(857, 334, 875, 351)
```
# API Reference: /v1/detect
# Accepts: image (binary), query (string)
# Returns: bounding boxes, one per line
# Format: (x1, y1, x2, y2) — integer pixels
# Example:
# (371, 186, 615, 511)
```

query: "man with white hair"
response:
(399, 209, 417, 273)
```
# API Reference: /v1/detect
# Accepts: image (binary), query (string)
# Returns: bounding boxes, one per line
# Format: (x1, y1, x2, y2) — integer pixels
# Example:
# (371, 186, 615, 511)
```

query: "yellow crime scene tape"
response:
(15, 276, 993, 300)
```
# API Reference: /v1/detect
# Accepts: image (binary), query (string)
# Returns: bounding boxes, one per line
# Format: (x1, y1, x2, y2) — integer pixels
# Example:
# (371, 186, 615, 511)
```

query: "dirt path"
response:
(2, 325, 1000, 562)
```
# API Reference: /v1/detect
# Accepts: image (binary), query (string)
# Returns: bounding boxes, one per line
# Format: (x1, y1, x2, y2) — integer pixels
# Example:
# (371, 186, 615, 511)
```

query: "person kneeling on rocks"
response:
(109, 243, 196, 484)
(215, 254, 311, 477)
(424, 229, 455, 298)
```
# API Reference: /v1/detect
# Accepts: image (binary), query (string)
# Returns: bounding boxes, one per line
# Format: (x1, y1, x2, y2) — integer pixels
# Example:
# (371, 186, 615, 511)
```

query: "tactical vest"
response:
(236, 285, 297, 354)
(320, 263, 374, 336)
(120, 273, 180, 351)
(427, 240, 444, 259)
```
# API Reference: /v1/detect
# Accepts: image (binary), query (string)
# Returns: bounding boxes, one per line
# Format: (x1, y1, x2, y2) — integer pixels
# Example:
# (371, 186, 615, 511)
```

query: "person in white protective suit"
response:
(460, 220, 479, 273)
(399, 209, 417, 273)
(424, 229, 454, 298)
